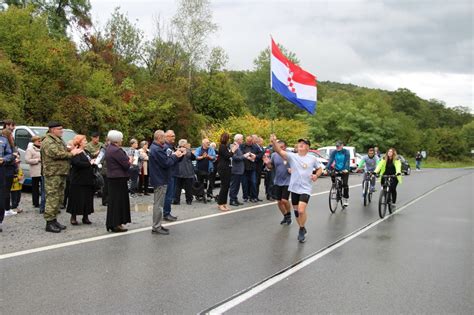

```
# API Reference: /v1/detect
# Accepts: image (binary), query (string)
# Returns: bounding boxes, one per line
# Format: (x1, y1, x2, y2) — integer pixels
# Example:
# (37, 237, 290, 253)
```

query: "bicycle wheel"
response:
(329, 185, 338, 213)
(378, 190, 387, 218)
(368, 189, 372, 203)
(362, 179, 368, 206)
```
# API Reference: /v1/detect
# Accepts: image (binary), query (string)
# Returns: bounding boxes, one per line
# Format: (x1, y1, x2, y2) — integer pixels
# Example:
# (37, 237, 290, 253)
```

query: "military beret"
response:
(47, 121, 63, 128)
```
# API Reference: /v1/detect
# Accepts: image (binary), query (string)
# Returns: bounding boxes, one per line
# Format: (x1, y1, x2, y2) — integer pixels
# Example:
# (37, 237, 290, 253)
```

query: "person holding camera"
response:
(194, 138, 216, 200)
(174, 139, 195, 205)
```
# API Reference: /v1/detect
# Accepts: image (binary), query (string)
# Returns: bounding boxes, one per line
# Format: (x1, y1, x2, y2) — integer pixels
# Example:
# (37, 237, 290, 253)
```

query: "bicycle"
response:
(378, 174, 397, 218)
(362, 171, 376, 206)
(329, 171, 347, 213)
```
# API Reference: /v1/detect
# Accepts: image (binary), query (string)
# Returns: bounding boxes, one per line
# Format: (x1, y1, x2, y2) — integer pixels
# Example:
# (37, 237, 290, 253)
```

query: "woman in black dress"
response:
(217, 132, 238, 211)
(67, 135, 95, 225)
(105, 130, 131, 233)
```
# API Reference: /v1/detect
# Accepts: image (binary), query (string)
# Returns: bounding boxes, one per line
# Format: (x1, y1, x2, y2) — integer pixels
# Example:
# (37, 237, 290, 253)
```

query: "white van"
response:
(317, 146, 357, 171)
(10, 126, 77, 185)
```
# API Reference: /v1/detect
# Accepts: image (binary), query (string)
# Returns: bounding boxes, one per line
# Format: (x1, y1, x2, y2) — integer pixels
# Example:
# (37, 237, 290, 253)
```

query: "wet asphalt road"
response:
(1, 168, 472, 314)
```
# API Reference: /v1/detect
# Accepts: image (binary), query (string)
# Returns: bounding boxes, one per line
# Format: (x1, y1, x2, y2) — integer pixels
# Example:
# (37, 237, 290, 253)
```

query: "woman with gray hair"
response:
(105, 130, 131, 233)
(173, 139, 195, 205)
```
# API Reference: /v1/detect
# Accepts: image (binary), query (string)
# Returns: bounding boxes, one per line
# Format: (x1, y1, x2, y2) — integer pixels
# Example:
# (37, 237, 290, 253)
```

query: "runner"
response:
(270, 134, 323, 243)
(263, 140, 292, 225)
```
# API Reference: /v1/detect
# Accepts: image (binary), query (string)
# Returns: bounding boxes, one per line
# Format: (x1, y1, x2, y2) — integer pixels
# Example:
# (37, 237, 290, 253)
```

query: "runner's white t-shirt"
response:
(286, 152, 322, 195)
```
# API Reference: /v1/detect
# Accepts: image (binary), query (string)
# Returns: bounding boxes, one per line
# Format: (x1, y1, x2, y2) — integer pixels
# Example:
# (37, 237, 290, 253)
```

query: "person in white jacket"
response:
(25, 137, 43, 210)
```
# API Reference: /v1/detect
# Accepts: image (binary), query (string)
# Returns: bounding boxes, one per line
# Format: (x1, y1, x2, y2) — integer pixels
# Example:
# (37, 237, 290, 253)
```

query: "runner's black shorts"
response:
(291, 192, 311, 205)
(274, 185, 290, 200)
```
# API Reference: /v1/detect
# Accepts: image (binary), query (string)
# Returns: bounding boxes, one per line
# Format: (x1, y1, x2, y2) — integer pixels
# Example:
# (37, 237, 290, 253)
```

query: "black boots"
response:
(45, 219, 67, 233)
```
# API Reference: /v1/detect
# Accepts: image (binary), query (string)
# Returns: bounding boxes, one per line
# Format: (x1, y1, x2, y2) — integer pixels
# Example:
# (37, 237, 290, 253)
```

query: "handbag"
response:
(92, 165, 104, 190)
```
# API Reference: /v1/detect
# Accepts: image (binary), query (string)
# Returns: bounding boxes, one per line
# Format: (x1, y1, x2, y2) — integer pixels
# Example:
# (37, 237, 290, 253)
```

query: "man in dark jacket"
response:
(149, 130, 184, 235)
(163, 130, 180, 221)
(229, 134, 245, 206)
(241, 136, 259, 202)
(415, 151, 423, 170)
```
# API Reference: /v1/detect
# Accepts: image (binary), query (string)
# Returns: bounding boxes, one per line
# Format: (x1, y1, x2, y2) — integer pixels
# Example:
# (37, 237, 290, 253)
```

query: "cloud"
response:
(341, 71, 473, 107)
(88, 0, 473, 109)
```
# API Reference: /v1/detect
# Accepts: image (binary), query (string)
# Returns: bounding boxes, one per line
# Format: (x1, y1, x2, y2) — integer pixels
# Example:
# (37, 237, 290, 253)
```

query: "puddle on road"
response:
(133, 204, 153, 212)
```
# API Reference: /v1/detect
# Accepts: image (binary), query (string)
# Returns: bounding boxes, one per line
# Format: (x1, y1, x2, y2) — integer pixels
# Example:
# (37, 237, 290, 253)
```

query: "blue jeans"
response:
(163, 177, 176, 216)
(229, 174, 243, 202)
(416, 160, 421, 170)
(242, 170, 257, 200)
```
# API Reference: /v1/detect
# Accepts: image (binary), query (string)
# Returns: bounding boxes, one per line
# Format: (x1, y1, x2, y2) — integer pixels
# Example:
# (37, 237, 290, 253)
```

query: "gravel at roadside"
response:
(1, 176, 340, 255)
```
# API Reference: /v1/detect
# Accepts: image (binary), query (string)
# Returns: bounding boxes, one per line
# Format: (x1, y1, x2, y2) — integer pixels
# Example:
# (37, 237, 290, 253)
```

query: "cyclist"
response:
(263, 140, 292, 225)
(375, 147, 402, 207)
(326, 141, 350, 206)
(270, 135, 323, 243)
(356, 147, 379, 193)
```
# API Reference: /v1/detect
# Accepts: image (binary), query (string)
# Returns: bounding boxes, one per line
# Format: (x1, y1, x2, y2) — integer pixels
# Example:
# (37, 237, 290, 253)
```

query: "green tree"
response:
(105, 7, 144, 64)
(192, 72, 246, 121)
(391, 88, 421, 119)
(461, 121, 474, 150)
(0, 52, 23, 120)
(141, 21, 187, 81)
(172, 0, 217, 88)
(1, 0, 91, 36)
(206, 46, 228, 75)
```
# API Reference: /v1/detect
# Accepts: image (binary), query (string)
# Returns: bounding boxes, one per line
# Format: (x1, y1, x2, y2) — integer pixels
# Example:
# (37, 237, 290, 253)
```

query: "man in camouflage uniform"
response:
(41, 121, 82, 233)
(85, 131, 103, 158)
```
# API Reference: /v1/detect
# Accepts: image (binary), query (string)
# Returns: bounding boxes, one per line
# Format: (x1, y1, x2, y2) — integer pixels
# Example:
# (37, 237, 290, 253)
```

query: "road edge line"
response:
(200, 172, 471, 315)
(0, 184, 361, 260)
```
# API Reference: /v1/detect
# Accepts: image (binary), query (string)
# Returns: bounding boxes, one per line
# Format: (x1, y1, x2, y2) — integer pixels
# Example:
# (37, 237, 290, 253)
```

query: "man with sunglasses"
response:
(326, 141, 351, 207)
(270, 135, 323, 243)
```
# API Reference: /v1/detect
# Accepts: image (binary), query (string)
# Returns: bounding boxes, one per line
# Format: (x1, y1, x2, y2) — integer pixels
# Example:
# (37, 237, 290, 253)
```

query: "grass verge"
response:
(408, 158, 473, 169)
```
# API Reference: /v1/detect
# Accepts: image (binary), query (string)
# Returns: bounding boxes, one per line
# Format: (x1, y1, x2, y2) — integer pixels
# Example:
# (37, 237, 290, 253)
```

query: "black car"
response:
(398, 155, 411, 175)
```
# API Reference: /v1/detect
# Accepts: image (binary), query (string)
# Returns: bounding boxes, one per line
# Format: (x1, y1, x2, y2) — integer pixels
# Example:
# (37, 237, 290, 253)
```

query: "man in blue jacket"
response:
(149, 130, 184, 235)
(326, 141, 351, 207)
(0, 132, 14, 232)
(194, 138, 216, 199)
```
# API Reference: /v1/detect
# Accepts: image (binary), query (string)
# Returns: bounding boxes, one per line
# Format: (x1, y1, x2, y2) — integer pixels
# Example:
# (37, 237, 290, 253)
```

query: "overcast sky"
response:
(89, 0, 473, 109)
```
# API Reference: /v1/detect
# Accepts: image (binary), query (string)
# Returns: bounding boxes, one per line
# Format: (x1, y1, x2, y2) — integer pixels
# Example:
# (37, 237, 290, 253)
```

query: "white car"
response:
(317, 146, 358, 171)
(7, 126, 77, 185)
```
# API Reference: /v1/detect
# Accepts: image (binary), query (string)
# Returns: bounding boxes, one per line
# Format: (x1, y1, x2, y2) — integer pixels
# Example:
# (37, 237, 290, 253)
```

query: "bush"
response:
(206, 114, 309, 146)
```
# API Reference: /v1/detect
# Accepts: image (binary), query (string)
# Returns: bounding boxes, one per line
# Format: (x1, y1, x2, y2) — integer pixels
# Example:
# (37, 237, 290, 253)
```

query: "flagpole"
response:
(270, 90, 275, 133)
(269, 35, 275, 135)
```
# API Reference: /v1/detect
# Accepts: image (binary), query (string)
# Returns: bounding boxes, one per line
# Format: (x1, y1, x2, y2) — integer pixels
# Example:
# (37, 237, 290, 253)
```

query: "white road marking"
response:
(0, 184, 361, 260)
(203, 175, 464, 314)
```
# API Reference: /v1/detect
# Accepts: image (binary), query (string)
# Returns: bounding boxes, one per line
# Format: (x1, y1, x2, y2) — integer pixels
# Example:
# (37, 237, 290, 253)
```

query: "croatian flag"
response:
(271, 38, 317, 115)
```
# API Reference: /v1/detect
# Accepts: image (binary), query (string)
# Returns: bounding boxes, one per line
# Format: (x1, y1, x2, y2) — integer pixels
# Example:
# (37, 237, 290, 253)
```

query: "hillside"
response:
(0, 6, 472, 160)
